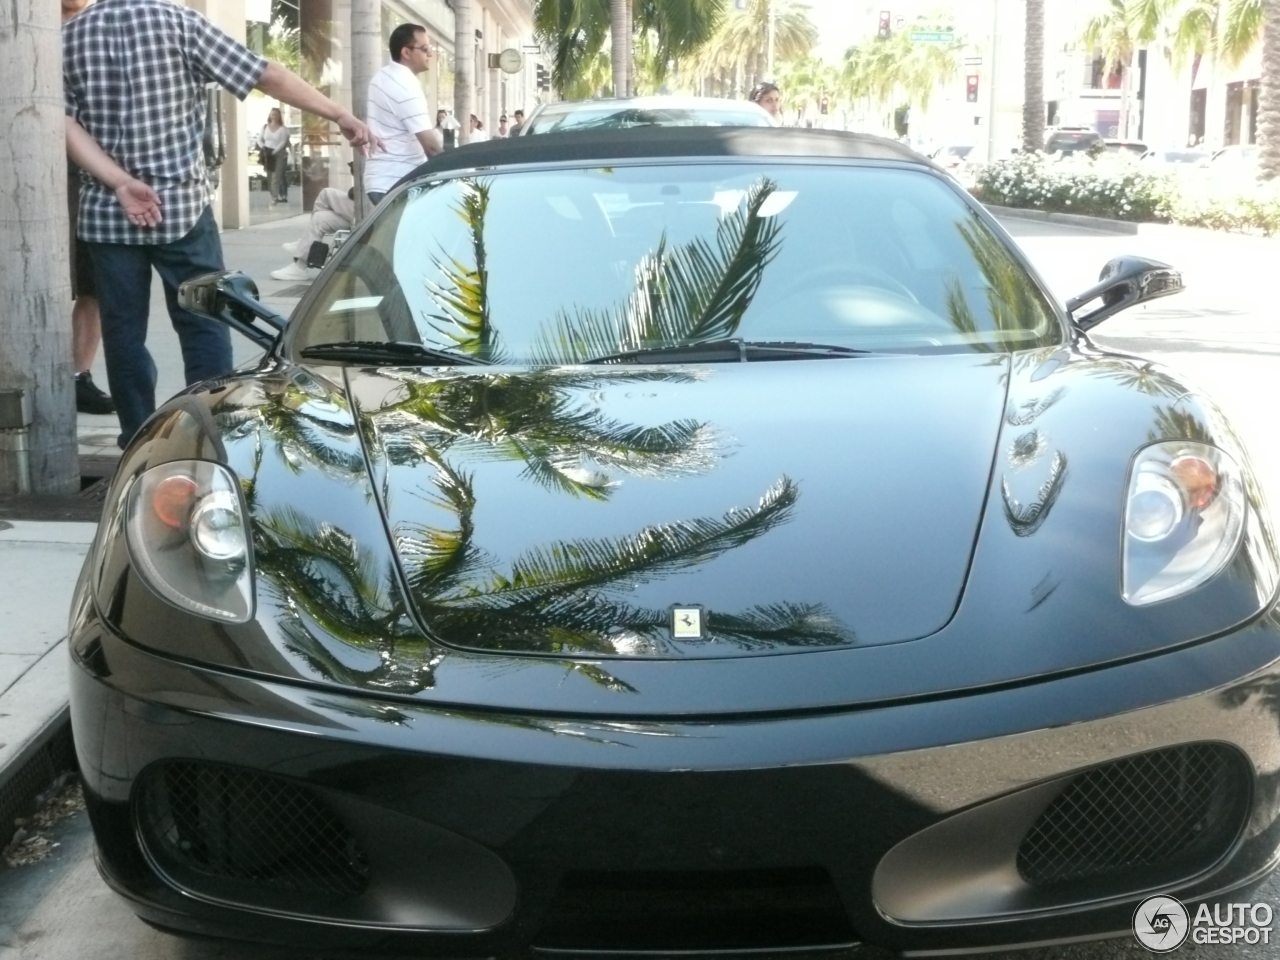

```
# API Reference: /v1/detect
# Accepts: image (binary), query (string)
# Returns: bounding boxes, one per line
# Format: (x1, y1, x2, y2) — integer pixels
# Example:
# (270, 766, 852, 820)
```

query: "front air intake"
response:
(1016, 743, 1249, 887)
(136, 760, 369, 900)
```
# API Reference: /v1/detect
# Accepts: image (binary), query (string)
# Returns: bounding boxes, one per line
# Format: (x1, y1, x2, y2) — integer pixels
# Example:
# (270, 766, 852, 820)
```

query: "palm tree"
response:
(687, 0, 817, 92)
(534, 0, 724, 96)
(1082, 0, 1142, 139)
(611, 0, 629, 97)
(534, 0, 612, 94)
(838, 27, 962, 128)
(1024, 0, 1045, 152)
(1259, 0, 1280, 179)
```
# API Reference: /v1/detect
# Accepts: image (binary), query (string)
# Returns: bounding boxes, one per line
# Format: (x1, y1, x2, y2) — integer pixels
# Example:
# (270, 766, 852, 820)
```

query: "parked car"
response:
(1043, 125, 1103, 154)
(1141, 146, 1212, 168)
(1103, 138, 1149, 159)
(516, 96, 778, 135)
(929, 143, 980, 187)
(1207, 143, 1260, 178)
(71, 126, 1280, 957)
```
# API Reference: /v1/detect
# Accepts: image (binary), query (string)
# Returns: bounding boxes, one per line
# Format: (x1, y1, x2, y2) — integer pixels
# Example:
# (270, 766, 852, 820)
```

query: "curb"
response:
(0, 705, 73, 852)
(984, 203, 1139, 235)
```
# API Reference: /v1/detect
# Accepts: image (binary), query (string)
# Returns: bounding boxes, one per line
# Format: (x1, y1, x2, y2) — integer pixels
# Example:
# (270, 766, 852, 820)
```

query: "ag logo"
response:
(1133, 895, 1190, 952)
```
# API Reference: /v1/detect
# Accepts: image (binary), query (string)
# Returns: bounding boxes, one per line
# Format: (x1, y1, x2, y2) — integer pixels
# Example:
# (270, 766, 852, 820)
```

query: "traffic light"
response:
(536, 63, 549, 91)
(819, 96, 829, 115)
(965, 74, 979, 102)
(877, 10, 891, 40)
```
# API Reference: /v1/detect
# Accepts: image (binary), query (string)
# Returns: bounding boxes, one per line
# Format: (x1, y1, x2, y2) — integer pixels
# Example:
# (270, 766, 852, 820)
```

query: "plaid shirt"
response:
(64, 0, 267, 244)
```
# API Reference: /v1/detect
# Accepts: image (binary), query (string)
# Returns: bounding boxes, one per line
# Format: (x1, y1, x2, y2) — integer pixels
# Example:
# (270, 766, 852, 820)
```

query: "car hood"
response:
(348, 356, 1008, 659)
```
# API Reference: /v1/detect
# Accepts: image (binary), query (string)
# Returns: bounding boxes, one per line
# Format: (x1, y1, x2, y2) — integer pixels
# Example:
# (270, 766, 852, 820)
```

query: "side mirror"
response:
(1065, 256, 1183, 331)
(177, 271, 288, 349)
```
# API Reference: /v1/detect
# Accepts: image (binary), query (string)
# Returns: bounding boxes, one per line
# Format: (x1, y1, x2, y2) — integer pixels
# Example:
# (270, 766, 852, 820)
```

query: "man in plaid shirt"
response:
(64, 0, 375, 447)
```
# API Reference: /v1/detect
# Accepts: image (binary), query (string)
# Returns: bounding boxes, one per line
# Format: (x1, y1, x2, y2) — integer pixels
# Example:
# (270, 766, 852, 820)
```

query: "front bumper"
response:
(70, 609, 1280, 958)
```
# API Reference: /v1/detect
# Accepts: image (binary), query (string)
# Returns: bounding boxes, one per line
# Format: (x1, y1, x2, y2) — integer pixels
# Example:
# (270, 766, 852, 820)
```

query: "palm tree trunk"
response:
(1022, 0, 1045, 151)
(0, 0, 77, 493)
(1259, 0, 1280, 179)
(454, 0, 474, 145)
(625, 0, 636, 97)
(1119, 56, 1133, 140)
(611, 0, 628, 97)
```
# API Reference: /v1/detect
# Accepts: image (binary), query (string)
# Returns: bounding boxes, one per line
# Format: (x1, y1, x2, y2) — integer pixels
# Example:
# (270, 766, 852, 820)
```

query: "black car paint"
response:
(84, 343, 1277, 715)
(70, 133, 1280, 955)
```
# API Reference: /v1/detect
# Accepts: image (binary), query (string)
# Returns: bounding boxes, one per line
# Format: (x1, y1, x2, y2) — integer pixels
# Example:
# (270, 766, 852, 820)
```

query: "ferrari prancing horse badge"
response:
(670, 604, 707, 640)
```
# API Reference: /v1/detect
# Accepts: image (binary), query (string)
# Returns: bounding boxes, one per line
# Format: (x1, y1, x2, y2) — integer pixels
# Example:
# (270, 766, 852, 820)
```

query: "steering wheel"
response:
(778, 263, 920, 303)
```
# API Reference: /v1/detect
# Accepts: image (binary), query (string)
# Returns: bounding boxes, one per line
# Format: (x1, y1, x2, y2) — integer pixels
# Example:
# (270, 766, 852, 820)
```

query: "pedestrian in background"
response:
(63, 0, 376, 449)
(364, 24, 444, 206)
(749, 81, 783, 122)
(509, 108, 525, 135)
(469, 114, 488, 142)
(62, 0, 114, 415)
(496, 115, 509, 138)
(260, 106, 290, 203)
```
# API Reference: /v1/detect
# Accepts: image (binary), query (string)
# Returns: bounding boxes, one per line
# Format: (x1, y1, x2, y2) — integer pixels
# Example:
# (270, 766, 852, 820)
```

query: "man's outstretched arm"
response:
(255, 62, 381, 153)
(64, 118, 163, 227)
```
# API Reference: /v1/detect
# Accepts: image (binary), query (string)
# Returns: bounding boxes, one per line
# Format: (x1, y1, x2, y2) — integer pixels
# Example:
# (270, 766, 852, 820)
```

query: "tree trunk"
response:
(1022, 0, 1045, 152)
(350, 0, 381, 217)
(611, 0, 628, 98)
(455, 0, 474, 145)
(0, 0, 77, 494)
(1119, 56, 1133, 140)
(1259, 0, 1280, 180)
(625, 0, 636, 97)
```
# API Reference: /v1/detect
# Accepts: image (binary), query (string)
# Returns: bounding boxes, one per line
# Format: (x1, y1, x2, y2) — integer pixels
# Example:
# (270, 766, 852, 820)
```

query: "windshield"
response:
(292, 162, 1061, 365)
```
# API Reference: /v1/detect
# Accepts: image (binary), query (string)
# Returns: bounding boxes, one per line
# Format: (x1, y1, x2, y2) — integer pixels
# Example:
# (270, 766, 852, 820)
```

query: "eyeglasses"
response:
(409, 43, 433, 54)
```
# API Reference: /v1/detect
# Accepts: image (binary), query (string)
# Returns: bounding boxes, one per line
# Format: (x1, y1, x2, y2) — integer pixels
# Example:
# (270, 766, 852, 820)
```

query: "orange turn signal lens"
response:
(1170, 455, 1218, 510)
(152, 474, 198, 529)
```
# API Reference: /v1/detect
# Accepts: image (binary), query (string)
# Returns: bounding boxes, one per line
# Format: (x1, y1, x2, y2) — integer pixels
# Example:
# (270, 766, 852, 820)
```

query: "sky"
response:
(805, 0, 866, 64)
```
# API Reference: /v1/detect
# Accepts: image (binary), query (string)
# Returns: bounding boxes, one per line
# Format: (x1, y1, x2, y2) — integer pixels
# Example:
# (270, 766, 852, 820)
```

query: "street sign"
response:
(910, 30, 955, 43)
(964, 56, 983, 66)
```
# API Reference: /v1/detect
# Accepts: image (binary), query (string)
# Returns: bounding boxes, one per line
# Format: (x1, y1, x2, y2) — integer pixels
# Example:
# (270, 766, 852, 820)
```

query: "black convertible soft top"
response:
(395, 125, 933, 186)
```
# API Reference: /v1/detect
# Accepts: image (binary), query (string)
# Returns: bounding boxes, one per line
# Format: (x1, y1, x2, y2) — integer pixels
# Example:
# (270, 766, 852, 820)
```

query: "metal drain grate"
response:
(1017, 743, 1248, 886)
(138, 761, 368, 898)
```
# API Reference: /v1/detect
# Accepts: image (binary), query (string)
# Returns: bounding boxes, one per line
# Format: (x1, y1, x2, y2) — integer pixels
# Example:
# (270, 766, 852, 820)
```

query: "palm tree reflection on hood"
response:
(360, 173, 853, 655)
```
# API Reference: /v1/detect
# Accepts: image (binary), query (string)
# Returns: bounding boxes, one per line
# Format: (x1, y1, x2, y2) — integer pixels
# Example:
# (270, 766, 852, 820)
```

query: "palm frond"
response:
(445, 475, 799, 606)
(531, 178, 783, 365)
(424, 179, 502, 360)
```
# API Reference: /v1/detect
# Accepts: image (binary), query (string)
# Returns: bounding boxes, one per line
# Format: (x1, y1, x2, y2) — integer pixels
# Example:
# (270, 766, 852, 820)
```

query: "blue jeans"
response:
(365, 191, 385, 207)
(87, 207, 233, 448)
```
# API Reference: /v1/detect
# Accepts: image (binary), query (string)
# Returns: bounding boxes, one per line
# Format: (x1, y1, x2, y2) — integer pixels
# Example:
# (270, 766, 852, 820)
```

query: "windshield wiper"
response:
(298, 341, 486, 366)
(583, 339, 875, 365)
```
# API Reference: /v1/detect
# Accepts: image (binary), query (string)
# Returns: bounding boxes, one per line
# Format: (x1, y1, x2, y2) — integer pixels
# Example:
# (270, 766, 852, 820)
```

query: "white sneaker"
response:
(281, 240, 302, 256)
(270, 261, 318, 282)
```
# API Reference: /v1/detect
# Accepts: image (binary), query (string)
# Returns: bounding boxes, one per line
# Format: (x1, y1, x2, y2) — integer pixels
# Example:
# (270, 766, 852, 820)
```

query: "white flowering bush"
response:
(1165, 177, 1280, 236)
(973, 153, 1173, 222)
(973, 152, 1280, 235)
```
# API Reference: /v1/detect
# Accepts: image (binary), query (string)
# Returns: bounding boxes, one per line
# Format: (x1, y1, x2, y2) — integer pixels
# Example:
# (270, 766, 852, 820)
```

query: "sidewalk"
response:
(0, 214, 312, 843)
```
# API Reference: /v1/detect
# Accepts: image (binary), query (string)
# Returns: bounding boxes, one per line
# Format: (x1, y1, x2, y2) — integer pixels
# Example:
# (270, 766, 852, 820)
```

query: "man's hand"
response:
(115, 178, 162, 228)
(337, 111, 382, 155)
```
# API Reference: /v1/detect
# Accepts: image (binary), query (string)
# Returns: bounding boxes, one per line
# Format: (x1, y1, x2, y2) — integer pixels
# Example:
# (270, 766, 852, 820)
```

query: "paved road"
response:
(3, 216, 1279, 960)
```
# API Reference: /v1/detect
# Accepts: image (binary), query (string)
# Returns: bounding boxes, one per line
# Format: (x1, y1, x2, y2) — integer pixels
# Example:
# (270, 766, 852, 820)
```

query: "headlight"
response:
(125, 460, 255, 622)
(1122, 442, 1245, 605)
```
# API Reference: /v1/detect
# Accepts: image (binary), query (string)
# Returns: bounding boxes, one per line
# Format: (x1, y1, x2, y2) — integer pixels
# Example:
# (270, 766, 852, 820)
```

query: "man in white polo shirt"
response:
(364, 23, 443, 206)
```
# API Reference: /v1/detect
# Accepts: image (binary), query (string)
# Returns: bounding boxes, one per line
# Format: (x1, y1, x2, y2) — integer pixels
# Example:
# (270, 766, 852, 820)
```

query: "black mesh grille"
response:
(138, 761, 369, 898)
(1017, 743, 1248, 887)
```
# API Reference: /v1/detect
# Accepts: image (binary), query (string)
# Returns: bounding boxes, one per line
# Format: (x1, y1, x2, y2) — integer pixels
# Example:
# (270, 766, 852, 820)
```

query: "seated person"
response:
(272, 185, 355, 281)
